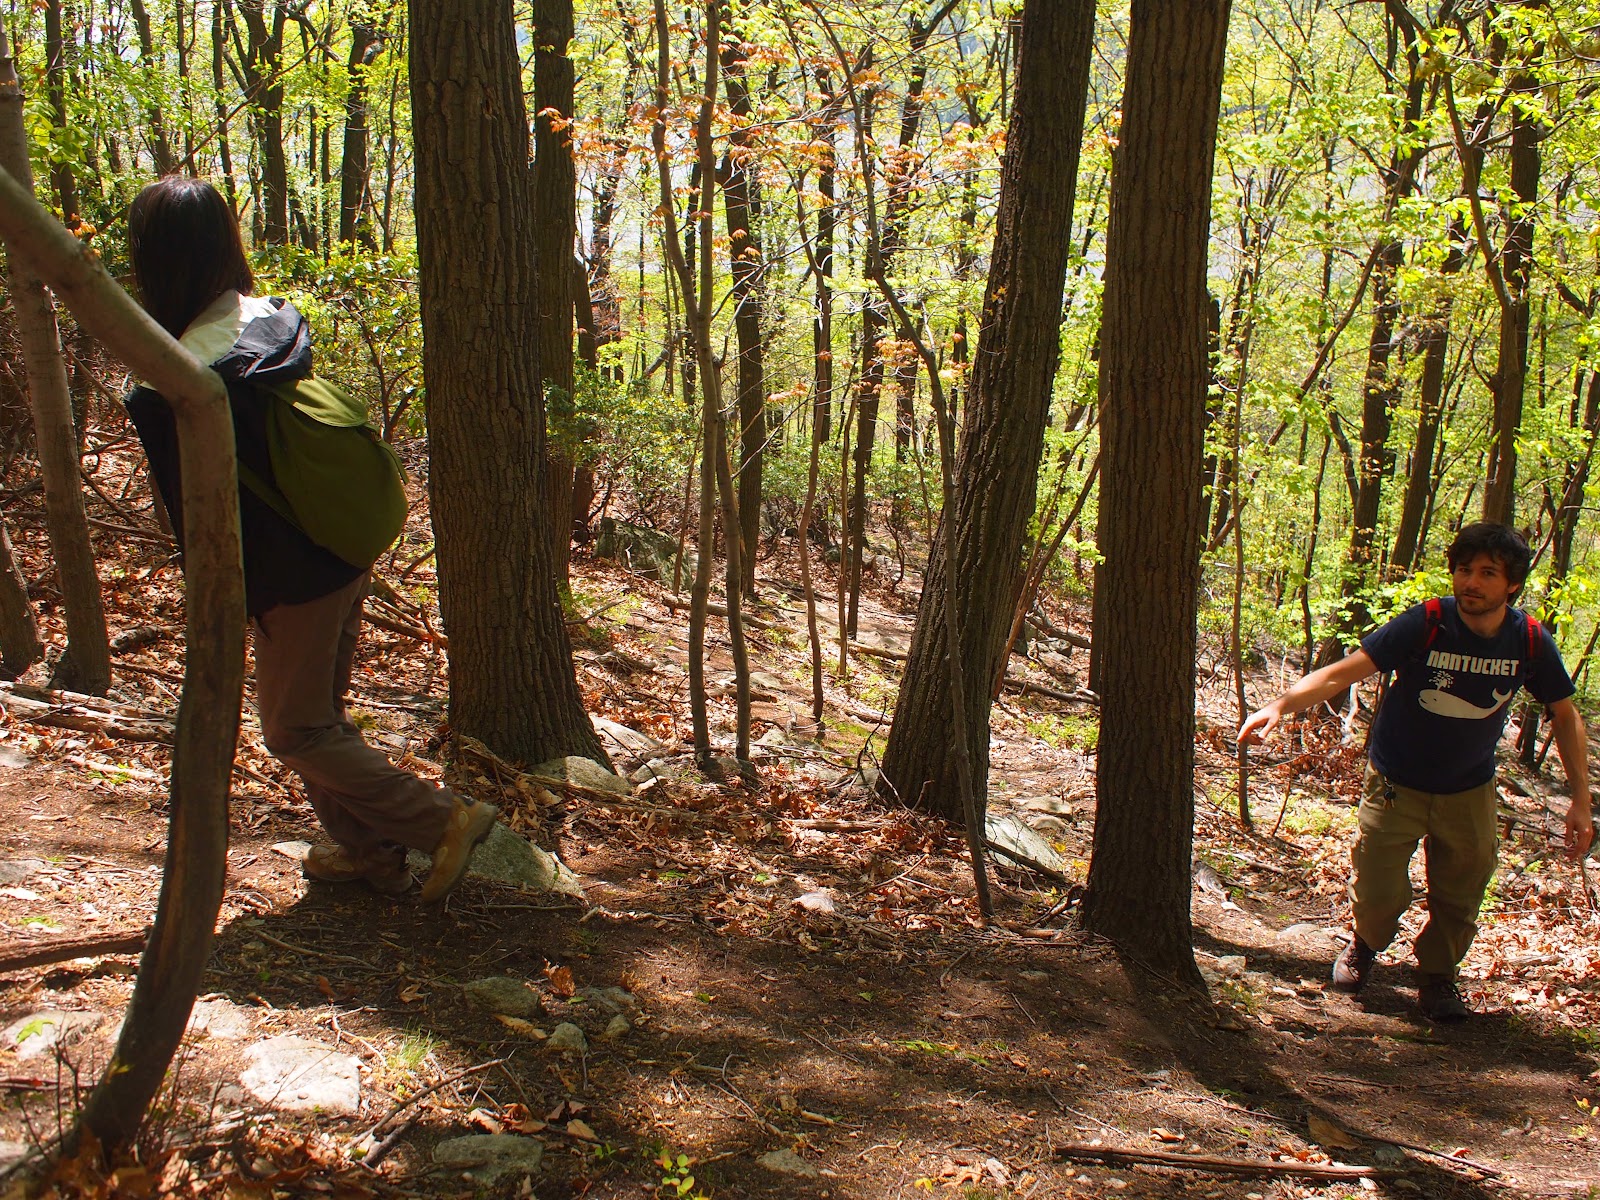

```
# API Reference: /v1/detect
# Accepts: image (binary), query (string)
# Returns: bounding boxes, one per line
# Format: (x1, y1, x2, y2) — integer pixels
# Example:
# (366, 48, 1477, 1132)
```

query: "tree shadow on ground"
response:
(1118, 932, 1595, 1200)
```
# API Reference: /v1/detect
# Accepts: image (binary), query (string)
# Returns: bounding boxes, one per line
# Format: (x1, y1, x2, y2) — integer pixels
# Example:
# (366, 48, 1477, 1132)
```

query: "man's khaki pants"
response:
(253, 573, 454, 859)
(1350, 766, 1500, 978)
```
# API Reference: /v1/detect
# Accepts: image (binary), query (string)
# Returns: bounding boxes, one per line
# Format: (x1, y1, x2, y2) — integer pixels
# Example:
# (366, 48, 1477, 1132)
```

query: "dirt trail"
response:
(0, 540, 1596, 1199)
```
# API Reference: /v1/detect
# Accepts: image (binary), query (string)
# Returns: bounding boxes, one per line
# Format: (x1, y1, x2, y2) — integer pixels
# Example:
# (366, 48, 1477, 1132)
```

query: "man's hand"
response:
(1238, 703, 1285, 747)
(1565, 795, 1594, 862)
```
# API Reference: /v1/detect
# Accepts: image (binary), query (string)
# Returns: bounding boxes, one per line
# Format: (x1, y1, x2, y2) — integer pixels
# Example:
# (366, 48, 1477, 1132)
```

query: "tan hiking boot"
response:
(302, 843, 412, 896)
(419, 797, 498, 903)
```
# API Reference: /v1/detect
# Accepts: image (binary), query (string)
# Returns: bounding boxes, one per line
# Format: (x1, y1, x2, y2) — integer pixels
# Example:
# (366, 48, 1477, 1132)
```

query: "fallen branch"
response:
(983, 838, 1072, 884)
(363, 610, 447, 647)
(0, 929, 149, 974)
(1055, 1143, 1395, 1181)
(0, 681, 174, 743)
(1005, 679, 1099, 705)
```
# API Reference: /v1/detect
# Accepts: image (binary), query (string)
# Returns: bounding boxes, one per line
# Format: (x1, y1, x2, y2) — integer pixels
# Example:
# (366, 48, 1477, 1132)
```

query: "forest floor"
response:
(1, 446, 1598, 1200)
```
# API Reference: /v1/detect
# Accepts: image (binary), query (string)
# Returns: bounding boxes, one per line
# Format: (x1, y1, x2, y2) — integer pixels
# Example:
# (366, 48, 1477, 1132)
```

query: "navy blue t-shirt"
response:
(1361, 599, 1574, 793)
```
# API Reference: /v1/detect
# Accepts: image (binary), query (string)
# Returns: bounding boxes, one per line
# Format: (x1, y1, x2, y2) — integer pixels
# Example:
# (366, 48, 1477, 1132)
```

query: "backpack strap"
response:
(1419, 597, 1444, 657)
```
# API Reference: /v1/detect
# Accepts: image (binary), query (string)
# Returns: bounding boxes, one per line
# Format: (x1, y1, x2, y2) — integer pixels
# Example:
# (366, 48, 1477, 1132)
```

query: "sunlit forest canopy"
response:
(8, 0, 1600, 681)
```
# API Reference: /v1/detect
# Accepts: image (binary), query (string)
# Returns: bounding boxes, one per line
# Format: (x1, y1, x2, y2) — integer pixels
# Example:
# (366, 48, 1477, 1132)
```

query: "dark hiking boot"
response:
(420, 797, 498, 903)
(1331, 934, 1376, 993)
(1418, 974, 1470, 1023)
(303, 843, 412, 896)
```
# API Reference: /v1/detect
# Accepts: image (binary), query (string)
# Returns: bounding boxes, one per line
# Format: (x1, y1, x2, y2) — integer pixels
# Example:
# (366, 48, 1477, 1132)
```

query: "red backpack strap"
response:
(1421, 597, 1444, 654)
(1526, 615, 1541, 665)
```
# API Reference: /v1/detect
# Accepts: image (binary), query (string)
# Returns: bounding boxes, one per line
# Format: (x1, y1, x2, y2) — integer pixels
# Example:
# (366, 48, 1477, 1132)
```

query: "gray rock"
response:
(545, 1023, 588, 1054)
(0, 1141, 28, 1171)
(591, 717, 661, 759)
(0, 859, 43, 887)
(240, 1036, 361, 1116)
(530, 755, 632, 797)
(629, 758, 670, 785)
(6, 1011, 104, 1061)
(984, 812, 1068, 875)
(757, 1148, 819, 1177)
(577, 986, 638, 1015)
(601, 1015, 631, 1040)
(1278, 922, 1336, 943)
(747, 670, 785, 700)
(793, 890, 837, 915)
(408, 823, 583, 898)
(187, 999, 253, 1041)
(463, 976, 546, 1019)
(433, 1134, 544, 1183)
(592, 517, 684, 582)
(0, 747, 30, 769)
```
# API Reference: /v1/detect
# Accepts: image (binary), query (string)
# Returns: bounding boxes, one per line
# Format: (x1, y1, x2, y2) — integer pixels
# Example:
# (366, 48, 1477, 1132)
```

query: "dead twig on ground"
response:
(1055, 1142, 1396, 1180)
(0, 929, 149, 974)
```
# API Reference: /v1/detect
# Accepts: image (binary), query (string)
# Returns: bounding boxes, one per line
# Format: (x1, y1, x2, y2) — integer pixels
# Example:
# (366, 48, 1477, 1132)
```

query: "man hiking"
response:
(1238, 523, 1594, 1022)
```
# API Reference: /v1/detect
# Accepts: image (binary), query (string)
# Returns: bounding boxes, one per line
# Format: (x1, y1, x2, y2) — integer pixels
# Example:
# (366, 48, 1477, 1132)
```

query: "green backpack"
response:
(235, 375, 409, 569)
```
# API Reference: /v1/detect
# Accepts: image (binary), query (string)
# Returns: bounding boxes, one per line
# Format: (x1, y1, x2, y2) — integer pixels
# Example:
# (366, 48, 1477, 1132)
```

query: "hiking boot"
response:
(419, 797, 498, 903)
(1331, 934, 1377, 993)
(302, 843, 412, 896)
(1418, 974, 1471, 1023)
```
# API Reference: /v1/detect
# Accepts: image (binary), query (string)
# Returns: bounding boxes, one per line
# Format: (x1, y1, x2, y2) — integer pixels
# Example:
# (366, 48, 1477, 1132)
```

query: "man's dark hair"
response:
(1446, 522, 1532, 588)
(127, 177, 254, 339)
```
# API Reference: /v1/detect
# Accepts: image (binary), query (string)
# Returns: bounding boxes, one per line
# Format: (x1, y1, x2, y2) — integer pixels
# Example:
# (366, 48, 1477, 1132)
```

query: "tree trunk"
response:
(43, 0, 78, 221)
(878, 0, 1094, 823)
(409, 0, 605, 768)
(237, 1, 289, 246)
(1081, 0, 1231, 985)
(1482, 76, 1539, 527)
(0, 30, 110, 695)
(0, 518, 42, 679)
(720, 33, 765, 598)
(212, 0, 238, 213)
(531, 0, 579, 581)
(338, 19, 381, 247)
(0, 155, 246, 1161)
(130, 0, 178, 174)
(1392, 227, 1467, 573)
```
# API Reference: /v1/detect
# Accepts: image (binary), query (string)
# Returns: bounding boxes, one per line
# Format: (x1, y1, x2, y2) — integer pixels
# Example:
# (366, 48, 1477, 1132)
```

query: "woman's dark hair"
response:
(1447, 522, 1532, 588)
(127, 177, 254, 338)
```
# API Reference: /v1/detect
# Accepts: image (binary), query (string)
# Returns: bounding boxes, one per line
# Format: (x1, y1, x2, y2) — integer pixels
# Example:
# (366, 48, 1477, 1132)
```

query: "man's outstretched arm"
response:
(1547, 698, 1595, 862)
(1238, 650, 1380, 746)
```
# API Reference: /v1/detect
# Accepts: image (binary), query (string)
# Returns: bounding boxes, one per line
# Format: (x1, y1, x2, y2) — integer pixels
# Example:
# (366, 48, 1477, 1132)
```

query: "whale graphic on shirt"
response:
(1418, 687, 1513, 719)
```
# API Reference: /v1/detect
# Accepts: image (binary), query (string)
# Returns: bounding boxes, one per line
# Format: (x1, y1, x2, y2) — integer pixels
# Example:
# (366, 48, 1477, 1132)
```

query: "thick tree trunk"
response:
(531, 0, 579, 581)
(1081, 0, 1231, 984)
(878, 0, 1093, 823)
(338, 20, 381, 247)
(0, 30, 110, 695)
(720, 35, 765, 598)
(0, 158, 245, 1160)
(409, 0, 605, 768)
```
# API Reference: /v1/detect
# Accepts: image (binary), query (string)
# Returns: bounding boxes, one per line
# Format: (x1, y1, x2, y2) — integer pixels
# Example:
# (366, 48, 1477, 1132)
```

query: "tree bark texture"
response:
(877, 0, 1093, 823)
(0, 518, 42, 678)
(43, 0, 78, 221)
(1081, 0, 1231, 983)
(237, 0, 289, 246)
(338, 18, 381, 247)
(1482, 75, 1539, 527)
(1392, 227, 1466, 574)
(0, 161, 245, 1158)
(409, 0, 605, 768)
(532, 0, 579, 580)
(720, 35, 766, 599)
(0, 28, 111, 695)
